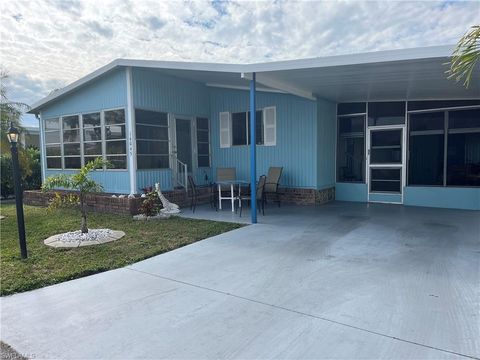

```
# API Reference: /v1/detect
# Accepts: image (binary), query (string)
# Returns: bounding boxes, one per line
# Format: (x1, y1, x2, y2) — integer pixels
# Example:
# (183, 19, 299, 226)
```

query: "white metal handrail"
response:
(172, 156, 188, 191)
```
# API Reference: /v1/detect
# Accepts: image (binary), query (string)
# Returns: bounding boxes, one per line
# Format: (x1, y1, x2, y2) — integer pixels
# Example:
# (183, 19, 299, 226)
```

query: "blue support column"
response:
(249, 73, 257, 224)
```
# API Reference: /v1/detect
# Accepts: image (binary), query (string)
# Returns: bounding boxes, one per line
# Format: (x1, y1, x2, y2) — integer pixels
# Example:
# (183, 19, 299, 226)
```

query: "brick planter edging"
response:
(23, 188, 212, 216)
(23, 190, 142, 215)
(23, 186, 335, 215)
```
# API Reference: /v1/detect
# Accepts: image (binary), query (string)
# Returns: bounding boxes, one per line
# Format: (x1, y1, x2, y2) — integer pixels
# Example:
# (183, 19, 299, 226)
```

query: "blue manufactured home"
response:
(29, 45, 480, 215)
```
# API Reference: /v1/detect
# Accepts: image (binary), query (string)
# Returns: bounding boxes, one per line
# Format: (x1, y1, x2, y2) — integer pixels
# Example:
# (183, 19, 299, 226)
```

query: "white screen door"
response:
(367, 126, 405, 203)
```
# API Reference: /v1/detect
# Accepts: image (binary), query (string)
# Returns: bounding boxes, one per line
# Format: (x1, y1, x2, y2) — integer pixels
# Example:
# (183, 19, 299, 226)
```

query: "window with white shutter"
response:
(263, 106, 276, 146)
(219, 112, 231, 148)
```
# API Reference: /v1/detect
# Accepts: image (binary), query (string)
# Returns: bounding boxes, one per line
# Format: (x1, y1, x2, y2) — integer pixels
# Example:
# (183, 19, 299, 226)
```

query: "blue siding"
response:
(404, 186, 480, 210)
(41, 69, 129, 194)
(317, 98, 337, 190)
(369, 193, 402, 203)
(335, 183, 368, 202)
(132, 69, 212, 190)
(136, 168, 212, 192)
(136, 169, 172, 192)
(41, 69, 127, 118)
(132, 69, 209, 116)
(335, 184, 480, 210)
(35, 65, 480, 212)
(210, 87, 318, 188)
(45, 170, 130, 194)
(194, 167, 213, 186)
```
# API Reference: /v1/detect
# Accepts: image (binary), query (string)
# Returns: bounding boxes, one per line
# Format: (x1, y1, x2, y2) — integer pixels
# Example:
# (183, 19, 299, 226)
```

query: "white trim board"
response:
(126, 67, 137, 195)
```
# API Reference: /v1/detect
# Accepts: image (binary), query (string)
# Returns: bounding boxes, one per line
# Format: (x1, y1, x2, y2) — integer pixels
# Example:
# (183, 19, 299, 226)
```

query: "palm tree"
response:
(0, 70, 29, 151)
(1, 70, 35, 186)
(42, 157, 108, 233)
(447, 25, 480, 88)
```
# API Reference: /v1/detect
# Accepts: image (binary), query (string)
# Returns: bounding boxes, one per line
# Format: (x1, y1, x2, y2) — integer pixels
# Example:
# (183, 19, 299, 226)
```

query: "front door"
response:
(174, 117, 193, 172)
(367, 127, 405, 203)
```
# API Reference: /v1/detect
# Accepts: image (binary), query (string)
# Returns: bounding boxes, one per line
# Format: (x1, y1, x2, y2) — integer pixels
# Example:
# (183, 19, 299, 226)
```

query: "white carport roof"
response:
(28, 45, 479, 114)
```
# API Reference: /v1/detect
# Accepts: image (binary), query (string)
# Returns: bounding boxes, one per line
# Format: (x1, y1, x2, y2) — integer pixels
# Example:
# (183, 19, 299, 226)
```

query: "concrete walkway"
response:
(1, 202, 479, 359)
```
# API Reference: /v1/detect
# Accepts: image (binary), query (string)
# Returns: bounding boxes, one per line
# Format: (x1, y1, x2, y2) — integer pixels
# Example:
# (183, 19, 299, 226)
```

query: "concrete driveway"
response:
(1, 202, 479, 359)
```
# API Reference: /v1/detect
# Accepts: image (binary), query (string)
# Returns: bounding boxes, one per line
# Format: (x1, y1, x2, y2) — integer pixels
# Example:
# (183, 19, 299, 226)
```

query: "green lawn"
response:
(0, 204, 242, 296)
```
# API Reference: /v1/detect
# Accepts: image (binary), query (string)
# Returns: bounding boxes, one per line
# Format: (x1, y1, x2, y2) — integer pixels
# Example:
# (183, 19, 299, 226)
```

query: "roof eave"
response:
(28, 59, 124, 114)
(28, 45, 456, 114)
(244, 45, 455, 72)
(28, 59, 248, 114)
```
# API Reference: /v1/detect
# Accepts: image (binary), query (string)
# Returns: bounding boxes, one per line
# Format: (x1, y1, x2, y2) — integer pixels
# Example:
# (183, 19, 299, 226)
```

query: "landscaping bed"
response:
(0, 204, 242, 296)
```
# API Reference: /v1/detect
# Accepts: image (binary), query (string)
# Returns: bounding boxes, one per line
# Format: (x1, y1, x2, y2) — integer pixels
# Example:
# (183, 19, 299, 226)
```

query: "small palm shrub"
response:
(42, 157, 108, 233)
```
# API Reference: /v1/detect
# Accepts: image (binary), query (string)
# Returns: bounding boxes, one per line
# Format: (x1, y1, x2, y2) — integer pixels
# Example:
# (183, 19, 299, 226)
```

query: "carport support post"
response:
(250, 73, 257, 224)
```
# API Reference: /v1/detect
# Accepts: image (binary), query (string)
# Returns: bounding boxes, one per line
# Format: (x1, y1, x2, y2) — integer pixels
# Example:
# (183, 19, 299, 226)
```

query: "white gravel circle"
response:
(44, 229, 125, 248)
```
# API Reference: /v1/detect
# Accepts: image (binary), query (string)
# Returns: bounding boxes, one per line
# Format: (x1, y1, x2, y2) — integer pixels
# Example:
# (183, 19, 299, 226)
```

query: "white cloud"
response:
(1, 0, 479, 116)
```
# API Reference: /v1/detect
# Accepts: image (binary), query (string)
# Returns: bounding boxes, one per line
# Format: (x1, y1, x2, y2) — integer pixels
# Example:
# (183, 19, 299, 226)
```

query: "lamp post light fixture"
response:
(7, 122, 27, 259)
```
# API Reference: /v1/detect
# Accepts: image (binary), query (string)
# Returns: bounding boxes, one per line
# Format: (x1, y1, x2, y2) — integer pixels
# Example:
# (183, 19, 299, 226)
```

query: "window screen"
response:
(370, 129, 402, 164)
(337, 103, 366, 116)
(196, 117, 210, 167)
(232, 112, 247, 146)
(368, 102, 405, 126)
(83, 112, 102, 166)
(408, 108, 480, 187)
(45, 118, 61, 169)
(370, 168, 402, 193)
(135, 109, 169, 169)
(337, 115, 365, 182)
(231, 111, 264, 146)
(408, 100, 480, 111)
(408, 112, 445, 186)
(447, 109, 480, 186)
(104, 109, 126, 169)
(62, 115, 81, 169)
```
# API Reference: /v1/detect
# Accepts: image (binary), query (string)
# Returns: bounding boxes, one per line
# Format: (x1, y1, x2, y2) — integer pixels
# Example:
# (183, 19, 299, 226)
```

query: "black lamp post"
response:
(7, 122, 27, 259)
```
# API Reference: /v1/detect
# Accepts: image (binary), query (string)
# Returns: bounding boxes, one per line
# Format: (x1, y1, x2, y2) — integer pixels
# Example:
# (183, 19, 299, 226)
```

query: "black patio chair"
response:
(264, 167, 283, 207)
(210, 182, 218, 211)
(237, 175, 266, 217)
(188, 176, 198, 213)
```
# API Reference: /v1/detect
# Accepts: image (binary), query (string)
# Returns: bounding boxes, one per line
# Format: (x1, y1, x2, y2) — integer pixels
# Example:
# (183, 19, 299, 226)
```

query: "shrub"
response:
(42, 157, 108, 233)
(138, 191, 161, 217)
(0, 146, 41, 198)
(23, 147, 41, 190)
(0, 155, 14, 197)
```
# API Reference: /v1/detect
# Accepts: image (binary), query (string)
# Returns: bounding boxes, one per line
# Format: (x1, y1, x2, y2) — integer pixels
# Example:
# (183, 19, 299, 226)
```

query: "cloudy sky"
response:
(1, 0, 479, 126)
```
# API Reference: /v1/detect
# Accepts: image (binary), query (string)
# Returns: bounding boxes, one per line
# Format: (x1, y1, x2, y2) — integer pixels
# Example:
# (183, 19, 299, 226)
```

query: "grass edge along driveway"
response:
(0, 204, 242, 296)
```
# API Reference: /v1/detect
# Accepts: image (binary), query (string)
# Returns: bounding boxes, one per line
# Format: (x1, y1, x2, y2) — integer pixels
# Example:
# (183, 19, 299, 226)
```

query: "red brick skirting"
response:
(275, 187, 335, 205)
(23, 187, 212, 216)
(24, 186, 335, 215)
